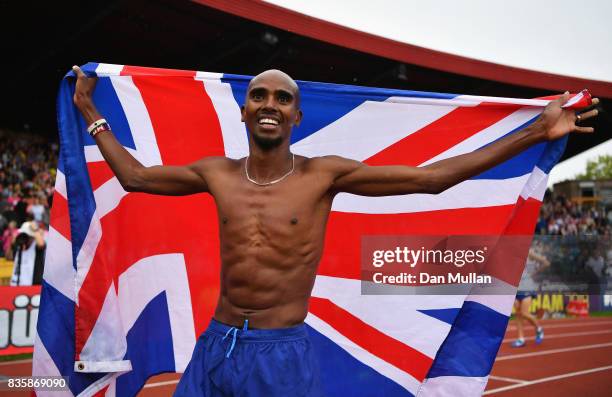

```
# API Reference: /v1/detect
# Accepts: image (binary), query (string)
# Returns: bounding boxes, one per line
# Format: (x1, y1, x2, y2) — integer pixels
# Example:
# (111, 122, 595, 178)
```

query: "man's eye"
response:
(279, 95, 290, 103)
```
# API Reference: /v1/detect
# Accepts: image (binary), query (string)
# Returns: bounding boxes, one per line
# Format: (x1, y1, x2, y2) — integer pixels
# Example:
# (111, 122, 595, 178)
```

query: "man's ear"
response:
(294, 109, 303, 127)
(240, 105, 245, 122)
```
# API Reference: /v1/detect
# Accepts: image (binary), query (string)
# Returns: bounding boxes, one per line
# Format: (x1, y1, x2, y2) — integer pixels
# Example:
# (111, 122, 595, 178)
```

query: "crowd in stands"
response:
(536, 193, 611, 236)
(0, 131, 57, 259)
(531, 193, 612, 292)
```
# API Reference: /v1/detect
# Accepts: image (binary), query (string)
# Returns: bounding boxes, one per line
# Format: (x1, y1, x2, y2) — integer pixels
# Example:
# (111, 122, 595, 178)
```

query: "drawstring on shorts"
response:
(221, 319, 249, 358)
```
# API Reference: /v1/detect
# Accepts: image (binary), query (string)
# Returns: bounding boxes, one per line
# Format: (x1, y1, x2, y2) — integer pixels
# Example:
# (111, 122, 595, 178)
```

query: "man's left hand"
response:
(535, 92, 600, 140)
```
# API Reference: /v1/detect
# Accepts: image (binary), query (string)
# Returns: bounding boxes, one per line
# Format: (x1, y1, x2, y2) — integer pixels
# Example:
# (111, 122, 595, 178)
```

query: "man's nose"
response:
(262, 95, 278, 109)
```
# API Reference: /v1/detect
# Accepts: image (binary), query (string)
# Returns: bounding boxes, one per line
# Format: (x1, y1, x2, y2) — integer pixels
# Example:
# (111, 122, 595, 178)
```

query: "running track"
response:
(484, 316, 612, 396)
(1, 317, 611, 396)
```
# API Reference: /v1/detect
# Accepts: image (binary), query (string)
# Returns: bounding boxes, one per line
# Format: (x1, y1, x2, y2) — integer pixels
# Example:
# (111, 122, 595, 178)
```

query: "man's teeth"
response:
(259, 118, 279, 125)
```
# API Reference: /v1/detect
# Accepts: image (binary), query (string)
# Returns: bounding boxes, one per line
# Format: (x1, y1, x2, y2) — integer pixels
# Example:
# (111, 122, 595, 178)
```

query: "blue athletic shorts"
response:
(174, 319, 324, 396)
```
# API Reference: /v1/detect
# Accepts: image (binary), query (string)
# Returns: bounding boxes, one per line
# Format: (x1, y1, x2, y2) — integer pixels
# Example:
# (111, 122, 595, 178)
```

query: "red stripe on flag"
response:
(319, 200, 542, 281)
(120, 65, 196, 77)
(49, 193, 71, 241)
(92, 385, 109, 396)
(365, 105, 519, 167)
(309, 297, 433, 382)
(505, 196, 543, 234)
(536, 91, 592, 108)
(86, 161, 116, 191)
(130, 76, 225, 163)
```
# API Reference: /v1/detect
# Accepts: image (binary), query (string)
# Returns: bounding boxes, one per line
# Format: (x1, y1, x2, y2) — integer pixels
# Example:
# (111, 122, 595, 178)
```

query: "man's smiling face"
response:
(242, 70, 302, 150)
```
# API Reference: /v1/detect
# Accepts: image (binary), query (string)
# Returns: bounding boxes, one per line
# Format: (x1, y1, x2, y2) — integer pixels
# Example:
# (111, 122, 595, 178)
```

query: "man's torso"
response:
(202, 156, 339, 328)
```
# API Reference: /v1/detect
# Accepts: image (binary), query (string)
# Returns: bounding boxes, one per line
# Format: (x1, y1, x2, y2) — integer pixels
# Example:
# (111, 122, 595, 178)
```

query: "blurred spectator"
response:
(0, 131, 56, 258)
(1, 220, 18, 256)
(28, 196, 47, 223)
(7, 221, 46, 286)
(586, 248, 606, 278)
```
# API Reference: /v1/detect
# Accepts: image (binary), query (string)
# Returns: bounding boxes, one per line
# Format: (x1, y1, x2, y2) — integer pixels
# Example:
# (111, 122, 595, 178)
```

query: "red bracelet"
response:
(90, 122, 111, 137)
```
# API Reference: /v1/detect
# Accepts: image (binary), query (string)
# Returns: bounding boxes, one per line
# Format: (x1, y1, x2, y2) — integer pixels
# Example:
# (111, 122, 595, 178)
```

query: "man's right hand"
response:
(68, 64, 214, 195)
(72, 65, 101, 124)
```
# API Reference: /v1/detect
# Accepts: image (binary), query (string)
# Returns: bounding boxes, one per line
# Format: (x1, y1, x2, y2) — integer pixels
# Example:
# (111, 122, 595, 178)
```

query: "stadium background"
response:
(0, 1, 610, 396)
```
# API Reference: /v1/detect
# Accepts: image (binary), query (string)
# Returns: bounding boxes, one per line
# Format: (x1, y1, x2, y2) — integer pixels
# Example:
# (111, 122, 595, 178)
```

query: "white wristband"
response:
(87, 118, 107, 134)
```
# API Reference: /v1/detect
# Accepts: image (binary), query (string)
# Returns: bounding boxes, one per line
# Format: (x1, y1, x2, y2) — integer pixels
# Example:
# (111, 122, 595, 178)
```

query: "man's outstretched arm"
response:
(330, 94, 599, 196)
(72, 65, 214, 195)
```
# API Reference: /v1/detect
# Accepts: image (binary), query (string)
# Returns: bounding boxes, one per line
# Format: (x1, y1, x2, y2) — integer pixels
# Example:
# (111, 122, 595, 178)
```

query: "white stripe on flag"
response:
(117, 253, 196, 373)
(104, 377, 117, 397)
(291, 99, 457, 161)
(75, 212, 102, 303)
(465, 295, 516, 317)
(306, 312, 422, 395)
(332, 174, 531, 214)
(425, 94, 555, 108)
(195, 70, 223, 80)
(385, 96, 481, 107)
(519, 166, 548, 200)
(464, 276, 517, 316)
(95, 63, 124, 77)
(563, 91, 585, 108)
(83, 75, 161, 166)
(201, 78, 249, 159)
(78, 282, 130, 371)
(55, 170, 67, 198)
(78, 254, 196, 373)
(43, 226, 75, 301)
(32, 333, 75, 397)
(420, 108, 542, 166)
(110, 76, 162, 167)
(418, 375, 488, 396)
(312, 276, 464, 359)
(93, 177, 128, 218)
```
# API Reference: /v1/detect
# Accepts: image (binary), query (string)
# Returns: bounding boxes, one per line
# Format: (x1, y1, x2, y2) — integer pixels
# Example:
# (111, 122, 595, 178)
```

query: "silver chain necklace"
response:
(245, 153, 295, 186)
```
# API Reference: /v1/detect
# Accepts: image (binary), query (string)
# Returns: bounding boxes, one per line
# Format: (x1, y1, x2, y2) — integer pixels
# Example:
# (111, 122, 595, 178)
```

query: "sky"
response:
(547, 138, 612, 187)
(265, 0, 612, 83)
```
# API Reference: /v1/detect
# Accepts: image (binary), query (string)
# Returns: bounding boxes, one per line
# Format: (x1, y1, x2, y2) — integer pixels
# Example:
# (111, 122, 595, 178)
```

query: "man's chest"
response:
(209, 172, 333, 228)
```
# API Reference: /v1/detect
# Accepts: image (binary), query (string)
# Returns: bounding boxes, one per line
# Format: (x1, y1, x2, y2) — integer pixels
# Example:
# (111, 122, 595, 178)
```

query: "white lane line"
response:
(484, 365, 612, 395)
(143, 379, 180, 389)
(488, 375, 528, 384)
(502, 329, 612, 343)
(0, 359, 32, 366)
(496, 342, 612, 361)
(506, 320, 612, 331)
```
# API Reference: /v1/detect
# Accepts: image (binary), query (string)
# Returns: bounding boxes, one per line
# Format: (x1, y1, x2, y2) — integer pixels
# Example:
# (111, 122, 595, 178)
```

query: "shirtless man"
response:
(71, 65, 598, 396)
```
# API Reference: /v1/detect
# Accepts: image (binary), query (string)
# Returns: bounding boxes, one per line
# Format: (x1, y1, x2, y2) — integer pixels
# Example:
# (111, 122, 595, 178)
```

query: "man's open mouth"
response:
(258, 117, 279, 126)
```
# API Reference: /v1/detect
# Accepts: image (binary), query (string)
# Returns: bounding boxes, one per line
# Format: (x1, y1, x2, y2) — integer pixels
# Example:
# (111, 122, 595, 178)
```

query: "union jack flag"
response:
(33, 63, 590, 396)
